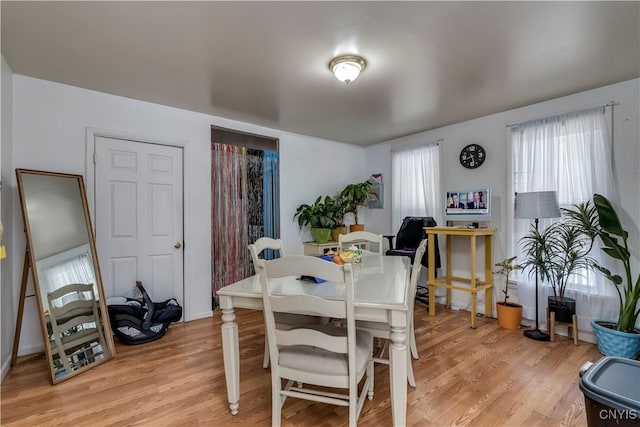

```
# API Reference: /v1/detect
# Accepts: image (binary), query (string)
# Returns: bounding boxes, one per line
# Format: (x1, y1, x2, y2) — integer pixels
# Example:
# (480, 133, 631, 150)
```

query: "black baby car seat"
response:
(107, 281, 183, 345)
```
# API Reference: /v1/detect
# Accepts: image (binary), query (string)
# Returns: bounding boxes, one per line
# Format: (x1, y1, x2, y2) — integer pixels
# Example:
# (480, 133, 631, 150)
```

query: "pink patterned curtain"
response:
(211, 143, 251, 299)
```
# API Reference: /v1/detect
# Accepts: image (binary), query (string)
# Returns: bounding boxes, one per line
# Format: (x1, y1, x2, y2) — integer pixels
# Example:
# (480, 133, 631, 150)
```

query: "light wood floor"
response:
(2, 304, 601, 426)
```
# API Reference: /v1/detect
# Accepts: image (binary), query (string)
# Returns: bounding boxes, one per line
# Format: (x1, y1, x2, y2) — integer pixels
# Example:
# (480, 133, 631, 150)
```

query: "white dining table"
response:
(217, 254, 411, 426)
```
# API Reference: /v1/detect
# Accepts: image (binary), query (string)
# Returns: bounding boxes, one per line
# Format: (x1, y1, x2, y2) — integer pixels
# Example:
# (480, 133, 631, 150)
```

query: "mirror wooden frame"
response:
(13, 169, 116, 384)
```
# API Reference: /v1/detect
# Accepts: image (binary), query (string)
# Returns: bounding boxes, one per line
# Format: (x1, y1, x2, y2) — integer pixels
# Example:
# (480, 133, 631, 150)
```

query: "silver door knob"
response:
(174, 242, 182, 249)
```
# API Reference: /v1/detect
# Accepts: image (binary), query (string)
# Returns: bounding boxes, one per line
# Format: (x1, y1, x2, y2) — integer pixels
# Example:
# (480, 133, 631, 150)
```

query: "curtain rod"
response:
(505, 101, 618, 128)
(391, 138, 443, 152)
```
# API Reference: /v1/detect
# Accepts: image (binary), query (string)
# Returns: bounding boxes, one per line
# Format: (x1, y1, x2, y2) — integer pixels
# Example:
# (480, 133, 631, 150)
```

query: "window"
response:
(510, 106, 618, 323)
(391, 143, 441, 231)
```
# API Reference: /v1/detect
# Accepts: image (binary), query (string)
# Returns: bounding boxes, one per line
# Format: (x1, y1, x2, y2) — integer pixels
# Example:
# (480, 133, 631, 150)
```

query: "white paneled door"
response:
(94, 136, 184, 304)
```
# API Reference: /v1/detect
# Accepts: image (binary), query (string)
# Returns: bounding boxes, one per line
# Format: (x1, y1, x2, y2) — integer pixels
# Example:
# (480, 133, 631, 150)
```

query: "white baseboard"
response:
(186, 310, 213, 322)
(1, 343, 46, 384)
(434, 295, 597, 345)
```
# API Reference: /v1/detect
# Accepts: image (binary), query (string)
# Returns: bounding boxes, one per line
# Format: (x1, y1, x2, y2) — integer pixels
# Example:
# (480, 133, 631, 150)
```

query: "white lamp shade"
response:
(514, 191, 561, 219)
(332, 61, 362, 83)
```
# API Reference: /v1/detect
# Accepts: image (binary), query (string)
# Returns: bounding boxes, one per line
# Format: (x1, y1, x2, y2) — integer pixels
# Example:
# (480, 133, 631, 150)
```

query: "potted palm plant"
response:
(520, 217, 593, 323)
(339, 180, 373, 232)
(564, 194, 640, 358)
(494, 256, 524, 329)
(328, 193, 348, 242)
(293, 196, 335, 243)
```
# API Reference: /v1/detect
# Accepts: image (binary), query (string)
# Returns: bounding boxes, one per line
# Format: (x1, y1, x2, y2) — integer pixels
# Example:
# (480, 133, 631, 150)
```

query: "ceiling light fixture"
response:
(328, 55, 367, 83)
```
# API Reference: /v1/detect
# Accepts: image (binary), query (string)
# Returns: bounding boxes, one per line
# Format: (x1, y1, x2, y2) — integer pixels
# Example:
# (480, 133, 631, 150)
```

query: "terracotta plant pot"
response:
(496, 302, 523, 330)
(331, 226, 347, 242)
(349, 224, 365, 232)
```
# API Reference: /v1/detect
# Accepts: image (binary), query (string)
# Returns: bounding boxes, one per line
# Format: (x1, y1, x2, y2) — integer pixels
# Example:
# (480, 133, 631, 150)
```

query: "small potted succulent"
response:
(494, 256, 524, 329)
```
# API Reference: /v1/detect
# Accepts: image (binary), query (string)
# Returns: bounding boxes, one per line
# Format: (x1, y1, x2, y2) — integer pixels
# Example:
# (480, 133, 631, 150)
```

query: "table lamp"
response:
(514, 191, 560, 341)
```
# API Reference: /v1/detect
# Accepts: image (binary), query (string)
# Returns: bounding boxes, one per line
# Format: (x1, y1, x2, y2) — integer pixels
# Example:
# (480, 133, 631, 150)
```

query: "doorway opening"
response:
(211, 126, 279, 309)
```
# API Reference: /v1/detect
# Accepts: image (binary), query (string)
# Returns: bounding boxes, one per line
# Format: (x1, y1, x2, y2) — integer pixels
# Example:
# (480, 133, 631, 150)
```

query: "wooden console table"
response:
(425, 226, 496, 328)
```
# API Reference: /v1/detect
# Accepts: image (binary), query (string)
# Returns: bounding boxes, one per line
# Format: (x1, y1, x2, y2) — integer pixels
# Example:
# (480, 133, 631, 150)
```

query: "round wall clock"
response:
(459, 144, 486, 169)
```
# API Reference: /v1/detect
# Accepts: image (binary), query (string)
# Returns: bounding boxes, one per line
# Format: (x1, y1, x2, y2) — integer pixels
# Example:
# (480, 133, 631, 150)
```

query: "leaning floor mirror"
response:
(15, 169, 115, 384)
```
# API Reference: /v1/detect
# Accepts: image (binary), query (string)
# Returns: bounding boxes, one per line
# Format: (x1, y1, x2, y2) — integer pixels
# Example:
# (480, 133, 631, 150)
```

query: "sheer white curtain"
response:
(391, 143, 441, 231)
(41, 253, 97, 306)
(511, 106, 618, 330)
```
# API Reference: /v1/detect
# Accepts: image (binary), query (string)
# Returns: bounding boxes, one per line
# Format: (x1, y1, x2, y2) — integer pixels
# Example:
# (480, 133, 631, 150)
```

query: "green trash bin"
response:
(579, 356, 640, 426)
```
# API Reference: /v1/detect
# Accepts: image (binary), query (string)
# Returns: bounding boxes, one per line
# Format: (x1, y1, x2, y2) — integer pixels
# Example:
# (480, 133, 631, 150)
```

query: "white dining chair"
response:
(338, 231, 384, 254)
(355, 239, 427, 387)
(258, 256, 374, 427)
(248, 237, 321, 369)
(47, 283, 107, 374)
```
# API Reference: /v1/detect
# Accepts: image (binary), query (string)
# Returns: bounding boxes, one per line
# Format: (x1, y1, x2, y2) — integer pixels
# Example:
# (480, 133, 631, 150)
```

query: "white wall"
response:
(366, 78, 640, 314)
(5, 75, 366, 360)
(1, 57, 16, 380)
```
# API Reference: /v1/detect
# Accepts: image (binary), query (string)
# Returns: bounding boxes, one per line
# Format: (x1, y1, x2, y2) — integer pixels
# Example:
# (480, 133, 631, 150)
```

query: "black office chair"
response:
(384, 216, 441, 304)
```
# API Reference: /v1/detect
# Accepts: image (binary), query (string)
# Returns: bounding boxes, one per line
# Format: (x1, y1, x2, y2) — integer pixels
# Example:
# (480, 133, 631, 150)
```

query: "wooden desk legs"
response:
(427, 232, 494, 329)
(469, 236, 477, 328)
(445, 235, 452, 308)
(428, 234, 436, 317)
(484, 235, 493, 320)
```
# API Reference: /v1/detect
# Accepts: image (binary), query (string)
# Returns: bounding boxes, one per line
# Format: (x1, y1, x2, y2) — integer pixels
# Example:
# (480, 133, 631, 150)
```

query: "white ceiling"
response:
(2, 1, 638, 146)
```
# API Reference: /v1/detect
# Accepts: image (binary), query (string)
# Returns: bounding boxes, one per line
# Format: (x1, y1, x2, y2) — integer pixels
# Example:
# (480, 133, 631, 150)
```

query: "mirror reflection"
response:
(16, 169, 115, 383)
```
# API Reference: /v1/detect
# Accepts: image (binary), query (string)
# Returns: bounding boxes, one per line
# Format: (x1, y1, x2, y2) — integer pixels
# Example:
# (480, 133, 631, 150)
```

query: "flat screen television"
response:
(444, 188, 491, 223)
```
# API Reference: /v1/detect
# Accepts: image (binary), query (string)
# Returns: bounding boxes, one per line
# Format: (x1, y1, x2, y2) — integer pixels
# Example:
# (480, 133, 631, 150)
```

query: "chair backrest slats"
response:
(275, 328, 348, 354)
(249, 237, 285, 275)
(47, 283, 94, 301)
(338, 231, 383, 254)
(270, 294, 346, 319)
(47, 283, 105, 374)
(249, 237, 285, 260)
(263, 255, 347, 283)
(408, 240, 428, 317)
(56, 314, 100, 333)
(49, 298, 94, 316)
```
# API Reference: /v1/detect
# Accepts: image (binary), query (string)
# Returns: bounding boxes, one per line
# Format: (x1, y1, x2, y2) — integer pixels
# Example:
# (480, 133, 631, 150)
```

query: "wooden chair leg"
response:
(572, 314, 578, 345)
(549, 311, 556, 342)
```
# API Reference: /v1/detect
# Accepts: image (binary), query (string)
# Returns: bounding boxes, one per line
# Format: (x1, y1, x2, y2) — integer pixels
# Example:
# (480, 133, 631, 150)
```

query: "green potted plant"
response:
(564, 194, 640, 358)
(328, 193, 348, 242)
(520, 216, 593, 323)
(293, 195, 335, 243)
(339, 180, 373, 232)
(494, 256, 524, 329)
